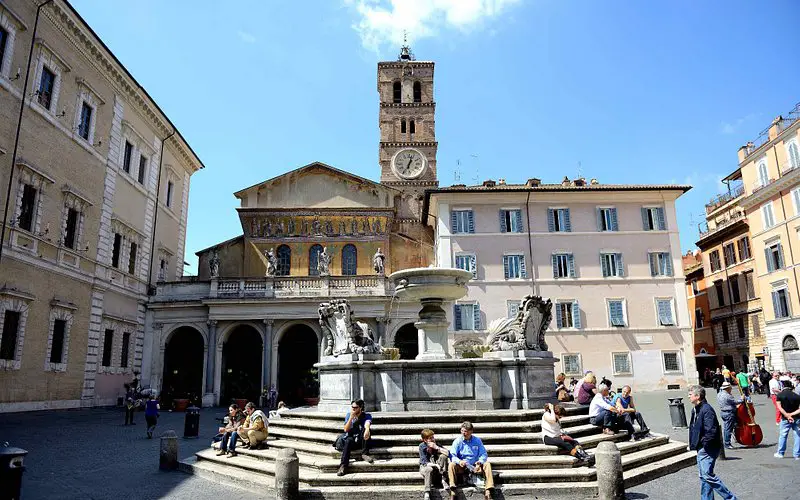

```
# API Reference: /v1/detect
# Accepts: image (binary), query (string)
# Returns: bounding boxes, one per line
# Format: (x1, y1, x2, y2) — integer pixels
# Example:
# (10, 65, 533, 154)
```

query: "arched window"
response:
(758, 161, 769, 186)
(409, 120, 416, 134)
(401, 119, 406, 134)
(308, 244, 323, 276)
(788, 141, 800, 170)
(341, 244, 357, 276)
(276, 245, 291, 276)
(413, 81, 421, 103)
(392, 81, 401, 103)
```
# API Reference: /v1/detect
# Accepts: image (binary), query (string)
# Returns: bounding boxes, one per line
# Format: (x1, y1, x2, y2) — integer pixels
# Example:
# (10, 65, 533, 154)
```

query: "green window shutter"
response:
(649, 253, 657, 277)
(601, 254, 610, 277)
(766, 248, 774, 272)
(473, 303, 481, 330)
(563, 209, 572, 232)
(470, 254, 477, 279)
(615, 253, 624, 277)
(777, 243, 784, 269)
(499, 210, 507, 233)
(772, 291, 781, 318)
(520, 255, 527, 278)
(547, 209, 555, 232)
(572, 301, 581, 329)
(641, 208, 649, 230)
(568, 254, 576, 277)
(450, 211, 458, 233)
(663, 253, 673, 276)
(555, 304, 563, 328)
(503, 255, 510, 279)
(596, 209, 604, 231)
(515, 210, 523, 233)
(454, 305, 462, 330)
(656, 207, 666, 230)
(467, 211, 475, 233)
(552, 254, 559, 278)
(610, 208, 619, 231)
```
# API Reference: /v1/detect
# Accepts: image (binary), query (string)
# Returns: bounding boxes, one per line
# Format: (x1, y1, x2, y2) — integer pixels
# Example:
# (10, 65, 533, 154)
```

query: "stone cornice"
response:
(741, 166, 800, 210)
(378, 61, 434, 68)
(380, 102, 435, 108)
(381, 141, 438, 148)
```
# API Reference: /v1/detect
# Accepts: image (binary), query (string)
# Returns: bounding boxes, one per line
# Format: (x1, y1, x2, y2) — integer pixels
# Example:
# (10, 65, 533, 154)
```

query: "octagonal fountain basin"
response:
(389, 267, 472, 302)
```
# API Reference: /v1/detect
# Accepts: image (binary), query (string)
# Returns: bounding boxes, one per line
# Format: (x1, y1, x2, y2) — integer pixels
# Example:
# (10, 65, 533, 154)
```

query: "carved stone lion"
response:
(485, 295, 552, 352)
(319, 299, 381, 356)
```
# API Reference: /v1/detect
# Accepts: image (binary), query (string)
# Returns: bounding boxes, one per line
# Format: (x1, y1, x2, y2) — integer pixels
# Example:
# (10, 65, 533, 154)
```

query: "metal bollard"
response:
(0, 444, 28, 500)
(275, 448, 300, 500)
(668, 397, 688, 428)
(184, 406, 200, 438)
(595, 441, 624, 500)
(159, 430, 179, 471)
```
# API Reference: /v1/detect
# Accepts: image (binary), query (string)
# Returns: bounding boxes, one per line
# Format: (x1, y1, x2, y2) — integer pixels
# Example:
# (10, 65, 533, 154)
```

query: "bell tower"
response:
(378, 44, 438, 219)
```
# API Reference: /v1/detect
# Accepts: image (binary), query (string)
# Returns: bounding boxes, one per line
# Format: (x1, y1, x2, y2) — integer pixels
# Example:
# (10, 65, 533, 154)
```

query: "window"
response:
(662, 351, 681, 373)
(276, 245, 291, 276)
(122, 141, 133, 173)
(730, 275, 741, 303)
(392, 81, 401, 103)
(37, 66, 55, 110)
(793, 188, 800, 215)
(555, 301, 581, 329)
(765, 241, 784, 272)
(454, 303, 480, 331)
(548, 208, 571, 232)
(455, 254, 477, 279)
(451, 210, 474, 234)
(562, 354, 581, 376)
(413, 81, 421, 102)
(166, 181, 174, 208)
(600, 252, 624, 277)
(736, 317, 745, 339)
(656, 298, 675, 326)
(758, 161, 769, 187)
(744, 271, 755, 299)
(120, 332, 131, 369)
(401, 119, 406, 134)
(691, 280, 699, 295)
(598, 208, 618, 231)
(695, 308, 704, 328)
(409, 120, 415, 134)
(101, 329, 114, 367)
(308, 244, 323, 276)
(0, 27, 8, 73)
(0, 311, 20, 361)
(499, 209, 522, 233)
(714, 280, 725, 307)
(50, 319, 67, 364)
(112, 233, 122, 269)
(78, 102, 93, 140)
(787, 141, 800, 171)
(648, 252, 673, 276)
(608, 300, 626, 327)
(341, 244, 357, 276)
(772, 287, 790, 319)
(552, 253, 574, 278)
(137, 154, 148, 185)
(642, 207, 666, 231)
(737, 237, 751, 260)
(750, 314, 761, 338)
(503, 254, 526, 279)
(128, 242, 138, 275)
(723, 242, 737, 267)
(64, 208, 79, 249)
(762, 202, 775, 229)
(612, 352, 632, 375)
(507, 300, 520, 318)
(721, 321, 730, 342)
(17, 184, 37, 231)
(709, 250, 721, 273)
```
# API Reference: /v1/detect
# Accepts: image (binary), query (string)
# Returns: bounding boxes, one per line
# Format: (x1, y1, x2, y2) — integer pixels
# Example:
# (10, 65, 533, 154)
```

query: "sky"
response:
(70, 0, 800, 275)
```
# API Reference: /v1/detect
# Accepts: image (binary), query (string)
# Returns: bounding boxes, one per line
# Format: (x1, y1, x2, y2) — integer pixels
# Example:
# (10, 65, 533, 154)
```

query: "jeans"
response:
(696, 448, 736, 500)
(776, 419, 800, 458)
(124, 406, 135, 425)
(340, 435, 371, 466)
(220, 431, 239, 452)
(720, 412, 736, 447)
(590, 408, 617, 429)
(420, 453, 450, 491)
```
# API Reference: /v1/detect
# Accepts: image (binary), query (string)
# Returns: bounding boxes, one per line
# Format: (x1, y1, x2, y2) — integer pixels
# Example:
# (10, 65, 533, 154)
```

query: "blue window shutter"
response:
(664, 253, 673, 276)
(515, 210, 523, 233)
(777, 244, 784, 269)
(473, 303, 481, 330)
(547, 209, 555, 232)
(568, 254, 576, 277)
(470, 254, 477, 279)
(454, 305, 462, 330)
(597, 209, 604, 231)
(556, 304, 563, 328)
(601, 254, 610, 277)
(772, 291, 781, 318)
(520, 255, 527, 278)
(649, 253, 657, 277)
(656, 207, 666, 230)
(468, 211, 475, 233)
(610, 208, 619, 231)
(564, 209, 572, 232)
(499, 210, 507, 233)
(641, 208, 649, 230)
(572, 301, 581, 329)
(616, 253, 624, 277)
(765, 248, 774, 272)
(552, 254, 559, 278)
(503, 255, 510, 279)
(450, 211, 458, 233)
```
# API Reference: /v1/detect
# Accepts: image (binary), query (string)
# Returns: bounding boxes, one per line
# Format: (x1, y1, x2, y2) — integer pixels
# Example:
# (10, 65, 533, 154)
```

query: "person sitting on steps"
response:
(448, 421, 494, 500)
(237, 402, 268, 451)
(575, 372, 598, 405)
(541, 403, 595, 466)
(217, 404, 245, 457)
(613, 385, 650, 440)
(589, 384, 620, 435)
(419, 428, 450, 500)
(336, 399, 374, 476)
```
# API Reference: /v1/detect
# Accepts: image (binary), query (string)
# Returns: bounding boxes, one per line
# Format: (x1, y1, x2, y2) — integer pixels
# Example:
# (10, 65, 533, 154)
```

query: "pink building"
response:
(425, 178, 697, 391)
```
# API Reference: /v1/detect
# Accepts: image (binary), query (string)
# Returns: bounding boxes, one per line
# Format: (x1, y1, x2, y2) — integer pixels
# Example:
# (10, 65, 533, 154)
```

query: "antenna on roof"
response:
(454, 159, 462, 183)
(577, 161, 583, 179)
(470, 154, 479, 185)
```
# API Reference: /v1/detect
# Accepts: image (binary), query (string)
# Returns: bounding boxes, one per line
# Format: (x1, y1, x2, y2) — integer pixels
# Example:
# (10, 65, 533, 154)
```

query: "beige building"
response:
(0, 0, 202, 412)
(425, 179, 697, 391)
(737, 104, 800, 372)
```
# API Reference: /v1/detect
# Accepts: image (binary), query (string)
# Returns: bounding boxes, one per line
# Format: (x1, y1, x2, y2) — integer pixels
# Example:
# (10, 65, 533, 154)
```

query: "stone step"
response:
(623, 449, 698, 489)
(294, 483, 596, 500)
(619, 441, 690, 469)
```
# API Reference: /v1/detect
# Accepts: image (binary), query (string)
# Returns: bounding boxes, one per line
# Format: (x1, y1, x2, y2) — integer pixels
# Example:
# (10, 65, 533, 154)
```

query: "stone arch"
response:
(161, 325, 205, 408)
(393, 322, 418, 360)
(783, 335, 799, 351)
(219, 323, 263, 405)
(161, 322, 208, 351)
(274, 320, 321, 406)
(217, 321, 264, 347)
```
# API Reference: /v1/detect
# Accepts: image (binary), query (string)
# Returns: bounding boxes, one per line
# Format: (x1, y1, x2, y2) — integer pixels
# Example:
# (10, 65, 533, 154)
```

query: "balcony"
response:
(744, 102, 800, 159)
(698, 211, 746, 239)
(705, 184, 745, 214)
(751, 178, 776, 194)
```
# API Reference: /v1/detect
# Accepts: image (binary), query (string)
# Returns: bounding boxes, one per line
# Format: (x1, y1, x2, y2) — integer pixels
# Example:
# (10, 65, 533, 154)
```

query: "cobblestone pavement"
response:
(0, 389, 798, 499)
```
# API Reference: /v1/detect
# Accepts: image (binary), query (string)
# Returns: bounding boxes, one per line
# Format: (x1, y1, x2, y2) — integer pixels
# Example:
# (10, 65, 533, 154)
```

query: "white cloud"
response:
(237, 30, 257, 44)
(345, 0, 521, 51)
(719, 113, 759, 135)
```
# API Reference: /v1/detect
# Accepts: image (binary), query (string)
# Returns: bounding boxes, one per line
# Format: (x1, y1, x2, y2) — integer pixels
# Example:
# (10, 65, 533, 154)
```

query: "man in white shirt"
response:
(589, 384, 620, 435)
(770, 372, 783, 425)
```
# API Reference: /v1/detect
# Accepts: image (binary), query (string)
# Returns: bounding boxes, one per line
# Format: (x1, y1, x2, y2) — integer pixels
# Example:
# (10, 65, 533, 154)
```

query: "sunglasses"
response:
(351, 406, 360, 409)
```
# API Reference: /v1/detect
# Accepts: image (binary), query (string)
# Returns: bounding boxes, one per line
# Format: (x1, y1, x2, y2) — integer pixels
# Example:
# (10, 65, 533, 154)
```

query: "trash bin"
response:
(184, 406, 200, 438)
(0, 443, 28, 500)
(668, 397, 688, 428)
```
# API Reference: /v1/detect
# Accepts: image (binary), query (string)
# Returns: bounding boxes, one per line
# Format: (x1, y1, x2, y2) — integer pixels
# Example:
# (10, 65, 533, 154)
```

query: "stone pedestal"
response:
(482, 350, 556, 409)
(415, 298, 450, 360)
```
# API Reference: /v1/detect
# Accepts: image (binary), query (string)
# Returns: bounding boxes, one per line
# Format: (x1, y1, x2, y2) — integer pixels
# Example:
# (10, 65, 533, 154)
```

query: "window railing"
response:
(168, 275, 391, 300)
(698, 211, 746, 238)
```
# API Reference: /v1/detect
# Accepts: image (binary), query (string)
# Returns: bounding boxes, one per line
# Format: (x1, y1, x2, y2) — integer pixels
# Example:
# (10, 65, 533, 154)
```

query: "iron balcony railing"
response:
(744, 102, 800, 159)
(698, 211, 746, 239)
(705, 184, 745, 214)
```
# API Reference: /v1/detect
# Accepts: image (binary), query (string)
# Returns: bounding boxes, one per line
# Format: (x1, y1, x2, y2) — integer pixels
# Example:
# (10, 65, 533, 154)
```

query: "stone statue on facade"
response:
(312, 218, 322, 235)
(485, 295, 552, 352)
(265, 248, 277, 277)
(264, 220, 272, 237)
(209, 250, 220, 278)
(351, 218, 358, 234)
(373, 248, 385, 276)
(319, 299, 381, 356)
(287, 219, 295, 235)
(318, 247, 332, 276)
(372, 219, 381, 233)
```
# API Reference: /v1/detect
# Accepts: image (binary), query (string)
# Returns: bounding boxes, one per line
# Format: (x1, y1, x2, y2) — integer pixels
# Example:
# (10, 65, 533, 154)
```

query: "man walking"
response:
(716, 382, 743, 449)
(688, 385, 737, 500)
(735, 370, 750, 398)
(774, 380, 800, 459)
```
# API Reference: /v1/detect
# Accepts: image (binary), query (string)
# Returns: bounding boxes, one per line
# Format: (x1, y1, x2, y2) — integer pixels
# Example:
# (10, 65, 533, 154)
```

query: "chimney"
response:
(482, 179, 496, 188)
(525, 178, 541, 187)
(737, 145, 749, 163)
(562, 176, 571, 187)
(498, 178, 506, 185)
(574, 178, 586, 187)
(590, 178, 599, 185)
(769, 116, 784, 141)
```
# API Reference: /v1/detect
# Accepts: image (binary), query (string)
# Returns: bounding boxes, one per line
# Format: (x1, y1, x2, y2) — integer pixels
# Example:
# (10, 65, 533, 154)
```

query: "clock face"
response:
(393, 149, 426, 179)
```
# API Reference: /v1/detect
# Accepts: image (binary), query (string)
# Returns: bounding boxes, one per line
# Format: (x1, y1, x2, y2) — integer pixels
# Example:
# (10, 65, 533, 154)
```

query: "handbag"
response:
(334, 433, 348, 452)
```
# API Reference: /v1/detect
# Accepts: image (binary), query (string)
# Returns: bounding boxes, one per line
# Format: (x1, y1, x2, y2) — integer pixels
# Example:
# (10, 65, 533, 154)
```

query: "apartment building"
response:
(0, 0, 203, 411)
(737, 105, 800, 372)
(682, 251, 716, 376)
(425, 178, 696, 391)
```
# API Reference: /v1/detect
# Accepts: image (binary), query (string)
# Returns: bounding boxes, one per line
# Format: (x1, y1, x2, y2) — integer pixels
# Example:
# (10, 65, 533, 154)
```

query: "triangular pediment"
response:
(234, 162, 398, 209)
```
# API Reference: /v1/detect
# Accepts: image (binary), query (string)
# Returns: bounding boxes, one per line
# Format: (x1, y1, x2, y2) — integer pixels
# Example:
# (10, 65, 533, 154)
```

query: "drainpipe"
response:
(0, 0, 55, 266)
(147, 129, 175, 295)
(525, 190, 536, 295)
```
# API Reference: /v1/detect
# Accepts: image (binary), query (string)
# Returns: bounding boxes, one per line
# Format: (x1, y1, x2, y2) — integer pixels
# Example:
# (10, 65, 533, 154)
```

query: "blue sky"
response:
(70, 0, 800, 275)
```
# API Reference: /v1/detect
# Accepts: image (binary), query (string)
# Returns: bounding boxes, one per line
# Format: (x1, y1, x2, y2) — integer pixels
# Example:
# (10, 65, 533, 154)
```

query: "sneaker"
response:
(725, 445, 735, 450)
(361, 453, 375, 464)
(216, 450, 226, 456)
(227, 451, 237, 458)
(423, 493, 431, 500)
(774, 453, 783, 459)
(337, 465, 346, 476)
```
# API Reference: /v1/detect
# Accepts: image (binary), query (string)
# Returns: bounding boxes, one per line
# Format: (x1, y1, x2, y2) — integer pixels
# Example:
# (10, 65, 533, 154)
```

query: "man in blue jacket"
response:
(688, 385, 738, 500)
(448, 421, 493, 500)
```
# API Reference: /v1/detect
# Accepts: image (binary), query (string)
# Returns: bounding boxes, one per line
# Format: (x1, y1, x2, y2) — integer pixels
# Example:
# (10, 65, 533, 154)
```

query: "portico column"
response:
(205, 320, 218, 394)
(152, 323, 164, 394)
(262, 319, 274, 396)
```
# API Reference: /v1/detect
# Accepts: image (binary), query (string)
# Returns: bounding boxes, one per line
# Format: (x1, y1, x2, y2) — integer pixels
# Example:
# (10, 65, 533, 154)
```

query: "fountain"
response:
(315, 267, 557, 412)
